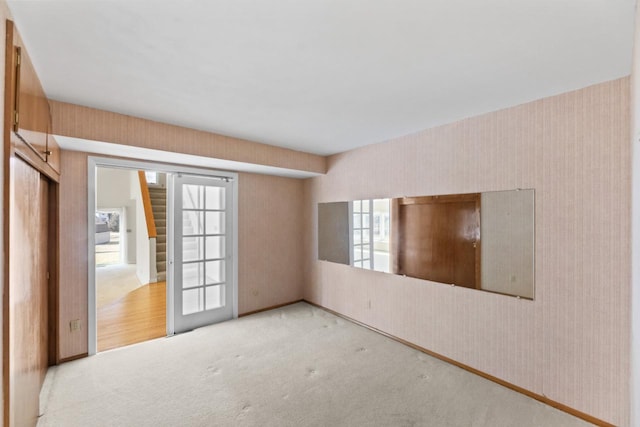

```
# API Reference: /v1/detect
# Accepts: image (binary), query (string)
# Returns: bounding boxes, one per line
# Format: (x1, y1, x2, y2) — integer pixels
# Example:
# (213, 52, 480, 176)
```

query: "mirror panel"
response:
(392, 194, 480, 289)
(317, 189, 534, 299)
(480, 190, 534, 298)
(318, 201, 350, 265)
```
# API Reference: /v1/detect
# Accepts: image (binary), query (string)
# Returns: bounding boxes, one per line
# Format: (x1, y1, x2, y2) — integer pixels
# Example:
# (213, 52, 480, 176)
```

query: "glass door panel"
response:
(172, 174, 234, 333)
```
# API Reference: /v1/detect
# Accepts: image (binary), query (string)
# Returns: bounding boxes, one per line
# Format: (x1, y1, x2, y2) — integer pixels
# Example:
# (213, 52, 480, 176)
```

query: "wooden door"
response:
(7, 157, 49, 427)
(392, 194, 480, 289)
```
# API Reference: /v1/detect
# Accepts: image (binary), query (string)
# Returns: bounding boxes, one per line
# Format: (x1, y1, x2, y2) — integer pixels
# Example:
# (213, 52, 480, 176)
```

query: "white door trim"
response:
(87, 156, 238, 356)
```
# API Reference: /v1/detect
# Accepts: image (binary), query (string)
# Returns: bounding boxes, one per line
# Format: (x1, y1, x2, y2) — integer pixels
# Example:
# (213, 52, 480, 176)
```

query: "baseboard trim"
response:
(59, 353, 88, 364)
(239, 299, 304, 317)
(302, 300, 613, 427)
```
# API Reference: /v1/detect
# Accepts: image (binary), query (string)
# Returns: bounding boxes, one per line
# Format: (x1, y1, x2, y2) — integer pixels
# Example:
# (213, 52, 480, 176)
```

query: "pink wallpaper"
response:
(58, 152, 305, 359)
(50, 101, 326, 174)
(58, 151, 90, 359)
(633, 2, 640, 425)
(304, 78, 631, 426)
(237, 172, 305, 313)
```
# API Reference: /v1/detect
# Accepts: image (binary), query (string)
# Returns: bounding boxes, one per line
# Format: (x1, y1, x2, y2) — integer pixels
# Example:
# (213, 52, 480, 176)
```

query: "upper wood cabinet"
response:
(46, 123, 60, 175)
(5, 20, 59, 181)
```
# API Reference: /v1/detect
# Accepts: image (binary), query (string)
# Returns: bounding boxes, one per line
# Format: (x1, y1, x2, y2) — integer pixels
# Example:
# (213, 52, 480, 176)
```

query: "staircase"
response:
(149, 187, 167, 282)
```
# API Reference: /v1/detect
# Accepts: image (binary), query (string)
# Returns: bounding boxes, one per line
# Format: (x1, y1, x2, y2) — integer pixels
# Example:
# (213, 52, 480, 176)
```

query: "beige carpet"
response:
(96, 264, 143, 308)
(38, 303, 591, 427)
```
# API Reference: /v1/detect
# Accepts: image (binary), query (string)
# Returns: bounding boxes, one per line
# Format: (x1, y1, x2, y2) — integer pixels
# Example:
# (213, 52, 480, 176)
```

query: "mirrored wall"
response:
(317, 189, 534, 299)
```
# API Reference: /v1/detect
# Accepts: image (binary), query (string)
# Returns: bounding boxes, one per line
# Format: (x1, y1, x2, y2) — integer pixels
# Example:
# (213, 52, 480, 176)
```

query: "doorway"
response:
(94, 166, 166, 351)
(88, 157, 238, 356)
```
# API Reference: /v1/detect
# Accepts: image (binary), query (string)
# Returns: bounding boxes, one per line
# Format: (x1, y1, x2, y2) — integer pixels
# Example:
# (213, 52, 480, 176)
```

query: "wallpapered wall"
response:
(304, 78, 631, 426)
(58, 150, 305, 359)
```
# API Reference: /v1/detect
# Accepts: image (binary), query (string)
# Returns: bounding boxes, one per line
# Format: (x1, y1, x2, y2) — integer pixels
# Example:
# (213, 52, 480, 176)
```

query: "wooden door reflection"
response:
(392, 194, 480, 288)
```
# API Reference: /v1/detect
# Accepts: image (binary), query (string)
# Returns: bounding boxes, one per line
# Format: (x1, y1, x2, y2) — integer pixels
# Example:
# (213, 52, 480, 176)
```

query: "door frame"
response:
(87, 156, 238, 356)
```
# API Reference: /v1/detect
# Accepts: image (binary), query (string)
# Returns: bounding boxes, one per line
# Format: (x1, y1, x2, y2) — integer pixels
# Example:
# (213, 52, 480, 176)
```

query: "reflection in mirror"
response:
(351, 199, 391, 272)
(480, 190, 534, 298)
(392, 194, 480, 288)
(318, 202, 350, 264)
(317, 189, 534, 299)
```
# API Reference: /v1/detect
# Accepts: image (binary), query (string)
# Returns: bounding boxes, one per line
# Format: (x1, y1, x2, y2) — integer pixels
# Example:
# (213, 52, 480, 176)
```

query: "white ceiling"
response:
(7, 0, 637, 156)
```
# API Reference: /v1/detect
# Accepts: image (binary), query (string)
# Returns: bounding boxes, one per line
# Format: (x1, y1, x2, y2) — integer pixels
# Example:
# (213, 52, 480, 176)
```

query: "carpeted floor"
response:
(38, 303, 590, 427)
(96, 264, 143, 308)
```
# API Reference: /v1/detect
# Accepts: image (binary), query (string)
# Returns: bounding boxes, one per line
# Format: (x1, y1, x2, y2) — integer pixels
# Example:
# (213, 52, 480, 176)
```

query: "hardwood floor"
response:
(97, 282, 166, 352)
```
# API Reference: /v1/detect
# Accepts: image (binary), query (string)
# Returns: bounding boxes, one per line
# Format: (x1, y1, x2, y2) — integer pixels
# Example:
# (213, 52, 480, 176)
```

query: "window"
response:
(351, 199, 390, 272)
(145, 171, 159, 185)
(372, 199, 390, 273)
(352, 200, 372, 269)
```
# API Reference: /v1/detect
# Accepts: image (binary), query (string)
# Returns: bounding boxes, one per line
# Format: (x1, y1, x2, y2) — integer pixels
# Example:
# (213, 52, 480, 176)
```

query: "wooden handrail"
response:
(138, 171, 157, 238)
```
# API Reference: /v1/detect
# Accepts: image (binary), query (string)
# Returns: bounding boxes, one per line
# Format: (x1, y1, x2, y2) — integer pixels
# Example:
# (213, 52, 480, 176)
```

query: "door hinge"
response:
(15, 49, 20, 66)
(46, 271, 50, 280)
(12, 111, 18, 127)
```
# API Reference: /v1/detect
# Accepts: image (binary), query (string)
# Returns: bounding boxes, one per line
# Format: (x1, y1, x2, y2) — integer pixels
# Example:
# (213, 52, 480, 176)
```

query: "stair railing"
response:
(138, 171, 157, 239)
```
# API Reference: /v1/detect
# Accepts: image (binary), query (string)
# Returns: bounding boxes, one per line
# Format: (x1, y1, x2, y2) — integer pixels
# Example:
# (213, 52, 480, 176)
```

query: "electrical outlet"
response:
(69, 319, 81, 332)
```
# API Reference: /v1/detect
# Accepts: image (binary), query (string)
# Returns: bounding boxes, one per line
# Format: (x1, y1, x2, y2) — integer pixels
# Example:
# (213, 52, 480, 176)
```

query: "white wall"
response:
(96, 167, 137, 263)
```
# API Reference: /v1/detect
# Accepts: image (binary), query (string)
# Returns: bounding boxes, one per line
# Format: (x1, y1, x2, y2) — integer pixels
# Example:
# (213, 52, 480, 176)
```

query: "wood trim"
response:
(396, 193, 481, 206)
(302, 300, 614, 427)
(11, 45, 18, 132)
(138, 170, 157, 238)
(239, 300, 303, 317)
(48, 181, 59, 365)
(13, 148, 58, 183)
(58, 353, 88, 364)
(3, 19, 14, 427)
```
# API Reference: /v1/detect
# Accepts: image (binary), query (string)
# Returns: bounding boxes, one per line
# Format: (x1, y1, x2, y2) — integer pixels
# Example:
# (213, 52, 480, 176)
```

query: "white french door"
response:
(170, 174, 235, 334)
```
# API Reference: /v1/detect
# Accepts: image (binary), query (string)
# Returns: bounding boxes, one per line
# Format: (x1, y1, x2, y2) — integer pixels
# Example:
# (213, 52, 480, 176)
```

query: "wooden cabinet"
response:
(8, 157, 51, 427)
(3, 19, 61, 427)
(46, 128, 60, 174)
(5, 20, 59, 181)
